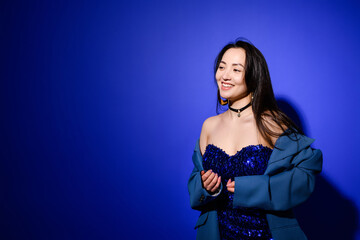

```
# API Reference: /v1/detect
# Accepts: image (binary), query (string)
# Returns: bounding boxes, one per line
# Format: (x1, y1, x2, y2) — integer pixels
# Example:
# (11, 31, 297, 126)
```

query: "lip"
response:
(220, 82, 234, 91)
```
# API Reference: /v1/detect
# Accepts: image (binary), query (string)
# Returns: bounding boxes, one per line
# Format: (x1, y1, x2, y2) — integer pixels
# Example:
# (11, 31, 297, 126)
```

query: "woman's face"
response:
(216, 48, 247, 102)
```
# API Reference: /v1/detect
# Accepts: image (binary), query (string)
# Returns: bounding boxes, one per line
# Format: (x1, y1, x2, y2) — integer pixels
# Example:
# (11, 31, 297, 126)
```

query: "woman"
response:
(188, 39, 323, 240)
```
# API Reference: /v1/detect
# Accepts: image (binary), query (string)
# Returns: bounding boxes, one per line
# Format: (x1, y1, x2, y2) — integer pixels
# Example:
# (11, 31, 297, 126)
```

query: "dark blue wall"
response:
(1, 0, 360, 239)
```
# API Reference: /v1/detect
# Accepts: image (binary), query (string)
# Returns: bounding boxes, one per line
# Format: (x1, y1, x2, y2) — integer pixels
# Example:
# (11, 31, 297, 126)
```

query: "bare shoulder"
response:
(199, 115, 220, 156)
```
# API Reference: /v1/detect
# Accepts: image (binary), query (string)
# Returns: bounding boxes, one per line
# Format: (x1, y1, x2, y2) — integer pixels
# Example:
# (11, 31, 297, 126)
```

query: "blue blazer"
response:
(188, 130, 323, 240)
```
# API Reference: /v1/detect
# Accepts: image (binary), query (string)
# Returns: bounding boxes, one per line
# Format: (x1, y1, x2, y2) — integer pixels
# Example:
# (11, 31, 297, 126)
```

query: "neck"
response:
(229, 95, 251, 109)
(227, 93, 253, 119)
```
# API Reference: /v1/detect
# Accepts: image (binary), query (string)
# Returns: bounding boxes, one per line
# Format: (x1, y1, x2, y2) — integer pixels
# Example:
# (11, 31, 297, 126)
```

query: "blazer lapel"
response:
(193, 139, 204, 171)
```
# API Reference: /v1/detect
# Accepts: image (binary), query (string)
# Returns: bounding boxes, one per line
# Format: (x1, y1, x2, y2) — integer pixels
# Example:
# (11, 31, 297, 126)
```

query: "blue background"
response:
(1, 0, 360, 239)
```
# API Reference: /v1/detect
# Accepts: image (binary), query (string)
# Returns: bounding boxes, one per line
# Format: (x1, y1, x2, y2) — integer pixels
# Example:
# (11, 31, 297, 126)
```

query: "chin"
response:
(219, 93, 230, 100)
(219, 91, 234, 100)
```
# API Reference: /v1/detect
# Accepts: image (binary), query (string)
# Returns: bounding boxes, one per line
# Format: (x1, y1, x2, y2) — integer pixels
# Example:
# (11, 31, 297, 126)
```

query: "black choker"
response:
(228, 102, 251, 117)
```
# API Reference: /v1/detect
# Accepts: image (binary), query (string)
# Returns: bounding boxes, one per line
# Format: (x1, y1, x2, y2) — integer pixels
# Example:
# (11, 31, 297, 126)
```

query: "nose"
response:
(222, 69, 231, 80)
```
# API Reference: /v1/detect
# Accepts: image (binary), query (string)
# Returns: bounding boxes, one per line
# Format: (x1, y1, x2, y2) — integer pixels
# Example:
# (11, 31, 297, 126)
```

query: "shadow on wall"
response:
(295, 175, 359, 240)
(277, 97, 359, 240)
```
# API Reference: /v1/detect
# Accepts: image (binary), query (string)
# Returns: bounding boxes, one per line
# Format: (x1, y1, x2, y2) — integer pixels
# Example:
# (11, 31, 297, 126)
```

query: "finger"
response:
(207, 173, 218, 190)
(226, 179, 231, 186)
(202, 169, 212, 181)
(227, 180, 234, 187)
(204, 172, 215, 186)
(200, 170, 205, 176)
(201, 170, 210, 182)
(210, 176, 221, 192)
(227, 180, 235, 192)
(227, 186, 234, 193)
(204, 172, 216, 187)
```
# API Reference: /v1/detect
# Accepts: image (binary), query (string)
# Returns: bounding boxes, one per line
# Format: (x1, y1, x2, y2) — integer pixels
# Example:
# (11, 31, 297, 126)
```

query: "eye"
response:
(218, 66, 225, 70)
(234, 69, 241, 72)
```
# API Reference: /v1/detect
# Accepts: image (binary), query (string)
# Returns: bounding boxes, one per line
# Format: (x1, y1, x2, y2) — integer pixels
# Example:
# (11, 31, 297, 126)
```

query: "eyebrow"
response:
(220, 61, 244, 68)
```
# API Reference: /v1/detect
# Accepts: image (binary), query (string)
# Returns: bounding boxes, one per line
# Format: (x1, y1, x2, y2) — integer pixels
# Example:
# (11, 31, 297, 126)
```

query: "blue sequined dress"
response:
(202, 144, 274, 240)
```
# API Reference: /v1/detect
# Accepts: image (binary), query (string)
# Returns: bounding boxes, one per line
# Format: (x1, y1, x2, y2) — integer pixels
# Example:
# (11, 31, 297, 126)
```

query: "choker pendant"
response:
(228, 102, 252, 118)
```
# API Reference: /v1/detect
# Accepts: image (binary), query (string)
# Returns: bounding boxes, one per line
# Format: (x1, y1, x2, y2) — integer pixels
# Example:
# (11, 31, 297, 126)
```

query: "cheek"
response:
(215, 73, 221, 83)
(235, 75, 245, 85)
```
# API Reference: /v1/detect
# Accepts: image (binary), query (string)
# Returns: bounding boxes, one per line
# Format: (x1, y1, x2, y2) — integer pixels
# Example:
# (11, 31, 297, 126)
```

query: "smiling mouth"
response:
(221, 82, 234, 88)
(221, 82, 234, 87)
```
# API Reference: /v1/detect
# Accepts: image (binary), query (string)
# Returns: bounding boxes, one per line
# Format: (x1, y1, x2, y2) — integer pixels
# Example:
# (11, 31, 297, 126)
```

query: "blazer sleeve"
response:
(188, 150, 223, 211)
(233, 145, 323, 211)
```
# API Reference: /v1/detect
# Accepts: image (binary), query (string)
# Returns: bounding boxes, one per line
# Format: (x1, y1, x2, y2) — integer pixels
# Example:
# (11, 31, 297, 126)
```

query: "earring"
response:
(218, 89, 228, 105)
(220, 98, 228, 105)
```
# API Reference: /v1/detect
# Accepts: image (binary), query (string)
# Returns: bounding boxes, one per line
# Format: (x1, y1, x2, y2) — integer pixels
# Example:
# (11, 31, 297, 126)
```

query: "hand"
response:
(200, 169, 221, 194)
(226, 179, 235, 193)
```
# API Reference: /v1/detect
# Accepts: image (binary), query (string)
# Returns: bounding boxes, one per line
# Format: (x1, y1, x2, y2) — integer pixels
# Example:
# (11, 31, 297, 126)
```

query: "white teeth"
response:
(222, 83, 233, 87)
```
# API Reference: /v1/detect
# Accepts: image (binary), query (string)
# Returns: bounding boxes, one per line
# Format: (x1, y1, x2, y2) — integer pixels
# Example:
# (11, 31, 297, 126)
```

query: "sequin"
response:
(203, 144, 274, 240)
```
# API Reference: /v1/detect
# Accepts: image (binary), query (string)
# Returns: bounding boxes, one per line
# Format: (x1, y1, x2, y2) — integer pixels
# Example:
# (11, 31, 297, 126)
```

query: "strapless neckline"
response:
(205, 143, 273, 158)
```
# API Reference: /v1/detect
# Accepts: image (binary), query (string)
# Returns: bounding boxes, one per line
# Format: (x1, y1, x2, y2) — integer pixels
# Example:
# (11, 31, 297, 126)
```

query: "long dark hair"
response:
(214, 38, 303, 148)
